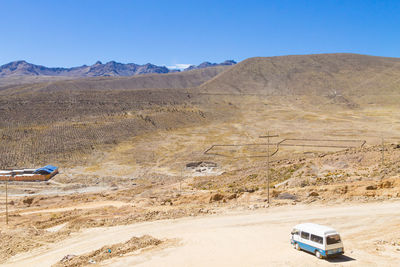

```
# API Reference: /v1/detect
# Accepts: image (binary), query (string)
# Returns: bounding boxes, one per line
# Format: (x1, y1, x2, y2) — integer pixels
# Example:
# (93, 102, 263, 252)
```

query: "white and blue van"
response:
(290, 223, 344, 259)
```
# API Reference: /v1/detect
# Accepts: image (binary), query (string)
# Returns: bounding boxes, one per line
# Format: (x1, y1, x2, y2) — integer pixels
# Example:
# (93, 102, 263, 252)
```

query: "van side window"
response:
(300, 231, 310, 239)
(310, 234, 323, 244)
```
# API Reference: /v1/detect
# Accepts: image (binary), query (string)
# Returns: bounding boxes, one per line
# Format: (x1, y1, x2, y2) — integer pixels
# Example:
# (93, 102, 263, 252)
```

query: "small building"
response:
(0, 165, 58, 181)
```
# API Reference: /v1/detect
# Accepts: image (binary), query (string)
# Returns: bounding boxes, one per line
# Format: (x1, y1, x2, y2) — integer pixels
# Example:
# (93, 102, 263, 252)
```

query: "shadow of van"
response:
(327, 254, 356, 263)
(300, 249, 356, 262)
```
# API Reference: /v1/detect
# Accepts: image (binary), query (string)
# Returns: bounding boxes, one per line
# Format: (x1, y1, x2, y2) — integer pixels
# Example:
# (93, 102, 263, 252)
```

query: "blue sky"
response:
(0, 0, 399, 68)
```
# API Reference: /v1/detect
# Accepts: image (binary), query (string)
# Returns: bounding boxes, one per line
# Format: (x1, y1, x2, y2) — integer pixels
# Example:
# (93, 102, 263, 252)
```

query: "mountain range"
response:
(0, 60, 236, 78)
(184, 60, 236, 71)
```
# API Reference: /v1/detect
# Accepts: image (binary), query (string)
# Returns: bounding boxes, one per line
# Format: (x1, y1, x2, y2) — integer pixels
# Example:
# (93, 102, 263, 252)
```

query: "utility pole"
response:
(381, 137, 384, 167)
(180, 166, 183, 193)
(267, 132, 270, 203)
(381, 137, 385, 179)
(5, 174, 8, 225)
(6, 172, 14, 225)
(259, 132, 279, 204)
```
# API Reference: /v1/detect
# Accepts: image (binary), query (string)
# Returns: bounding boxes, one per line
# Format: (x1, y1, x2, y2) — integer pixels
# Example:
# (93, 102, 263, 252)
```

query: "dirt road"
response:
(4, 201, 400, 266)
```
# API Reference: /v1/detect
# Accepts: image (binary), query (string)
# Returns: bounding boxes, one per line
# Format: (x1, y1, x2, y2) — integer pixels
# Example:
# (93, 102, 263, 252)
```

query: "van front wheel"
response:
(315, 250, 322, 259)
(295, 243, 300, 251)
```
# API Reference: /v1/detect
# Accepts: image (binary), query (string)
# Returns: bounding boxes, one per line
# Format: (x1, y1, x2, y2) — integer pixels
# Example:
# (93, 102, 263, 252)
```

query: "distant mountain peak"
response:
(185, 60, 236, 71)
(0, 59, 237, 78)
(13, 60, 28, 64)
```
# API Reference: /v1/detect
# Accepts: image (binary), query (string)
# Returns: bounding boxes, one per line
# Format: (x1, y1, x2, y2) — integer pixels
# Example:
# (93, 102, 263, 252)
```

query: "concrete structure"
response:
(0, 165, 58, 181)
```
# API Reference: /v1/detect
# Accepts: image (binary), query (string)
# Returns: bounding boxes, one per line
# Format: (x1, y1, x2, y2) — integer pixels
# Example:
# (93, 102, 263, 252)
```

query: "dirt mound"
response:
(0, 227, 71, 263)
(52, 235, 162, 267)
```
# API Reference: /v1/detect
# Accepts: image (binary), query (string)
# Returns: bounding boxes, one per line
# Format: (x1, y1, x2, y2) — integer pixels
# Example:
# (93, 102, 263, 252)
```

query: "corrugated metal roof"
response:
(34, 165, 58, 174)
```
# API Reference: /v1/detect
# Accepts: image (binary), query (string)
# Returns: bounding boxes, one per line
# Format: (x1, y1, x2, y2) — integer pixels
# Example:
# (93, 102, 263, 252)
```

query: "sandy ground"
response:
(0, 200, 130, 216)
(19, 201, 130, 215)
(4, 200, 400, 267)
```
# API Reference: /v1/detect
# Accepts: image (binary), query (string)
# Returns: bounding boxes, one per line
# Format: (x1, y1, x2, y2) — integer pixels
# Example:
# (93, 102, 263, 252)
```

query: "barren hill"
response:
(1, 53, 400, 169)
(0, 65, 230, 95)
(200, 53, 400, 98)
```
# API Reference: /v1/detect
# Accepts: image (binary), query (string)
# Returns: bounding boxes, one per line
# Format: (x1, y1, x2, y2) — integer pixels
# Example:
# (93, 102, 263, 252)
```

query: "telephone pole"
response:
(6, 172, 14, 225)
(267, 132, 270, 203)
(5, 174, 8, 225)
(381, 137, 385, 179)
(259, 132, 279, 203)
(381, 137, 384, 167)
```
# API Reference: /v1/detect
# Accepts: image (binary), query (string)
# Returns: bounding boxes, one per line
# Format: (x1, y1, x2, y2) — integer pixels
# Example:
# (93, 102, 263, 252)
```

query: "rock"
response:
(248, 204, 259, 210)
(61, 254, 76, 262)
(271, 190, 281, 197)
(366, 185, 377, 190)
(308, 191, 319, 197)
(334, 185, 348, 194)
(22, 197, 34, 206)
(209, 193, 224, 202)
(277, 192, 297, 200)
(226, 193, 237, 200)
(379, 181, 393, 189)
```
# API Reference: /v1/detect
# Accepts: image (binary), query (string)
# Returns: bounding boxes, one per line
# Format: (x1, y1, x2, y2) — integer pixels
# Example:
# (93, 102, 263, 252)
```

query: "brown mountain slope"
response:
(0, 65, 231, 95)
(200, 53, 400, 98)
(2, 53, 400, 169)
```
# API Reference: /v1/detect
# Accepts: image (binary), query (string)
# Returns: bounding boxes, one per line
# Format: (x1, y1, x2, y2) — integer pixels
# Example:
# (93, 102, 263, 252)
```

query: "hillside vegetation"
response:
(1, 53, 399, 170)
(201, 53, 400, 99)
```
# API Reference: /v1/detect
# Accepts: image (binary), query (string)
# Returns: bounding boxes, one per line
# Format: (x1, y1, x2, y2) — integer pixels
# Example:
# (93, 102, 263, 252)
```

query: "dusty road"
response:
(4, 201, 400, 267)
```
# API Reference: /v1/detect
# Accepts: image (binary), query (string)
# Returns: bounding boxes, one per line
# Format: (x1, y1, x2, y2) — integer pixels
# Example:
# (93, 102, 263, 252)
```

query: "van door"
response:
(300, 231, 312, 252)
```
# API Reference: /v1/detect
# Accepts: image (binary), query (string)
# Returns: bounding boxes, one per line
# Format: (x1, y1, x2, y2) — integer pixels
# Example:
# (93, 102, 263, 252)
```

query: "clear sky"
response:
(1, 0, 399, 68)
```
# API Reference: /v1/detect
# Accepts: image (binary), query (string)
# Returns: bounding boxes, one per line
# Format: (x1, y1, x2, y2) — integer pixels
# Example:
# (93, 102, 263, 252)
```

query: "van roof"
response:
(294, 223, 338, 236)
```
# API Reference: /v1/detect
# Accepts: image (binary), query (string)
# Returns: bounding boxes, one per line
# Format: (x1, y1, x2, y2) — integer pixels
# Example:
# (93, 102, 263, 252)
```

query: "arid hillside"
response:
(0, 66, 234, 168)
(1, 53, 399, 170)
(200, 53, 400, 103)
(0, 65, 230, 94)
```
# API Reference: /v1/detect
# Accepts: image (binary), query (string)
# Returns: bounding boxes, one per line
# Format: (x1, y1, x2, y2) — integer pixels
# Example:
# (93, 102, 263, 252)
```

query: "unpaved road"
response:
(19, 201, 130, 215)
(4, 201, 400, 267)
(0, 200, 129, 216)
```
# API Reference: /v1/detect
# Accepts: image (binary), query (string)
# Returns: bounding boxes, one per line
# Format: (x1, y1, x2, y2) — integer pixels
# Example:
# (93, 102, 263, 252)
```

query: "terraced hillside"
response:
(1, 53, 400, 171)
(0, 67, 235, 168)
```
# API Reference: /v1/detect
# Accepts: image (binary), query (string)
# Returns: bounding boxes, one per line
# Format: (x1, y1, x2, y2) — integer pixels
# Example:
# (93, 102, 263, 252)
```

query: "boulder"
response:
(209, 193, 224, 202)
(366, 185, 377, 190)
(277, 192, 297, 200)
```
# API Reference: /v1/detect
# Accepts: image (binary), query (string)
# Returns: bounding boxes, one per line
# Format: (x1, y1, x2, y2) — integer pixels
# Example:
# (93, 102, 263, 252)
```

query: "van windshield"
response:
(326, 234, 341, 245)
(291, 229, 299, 235)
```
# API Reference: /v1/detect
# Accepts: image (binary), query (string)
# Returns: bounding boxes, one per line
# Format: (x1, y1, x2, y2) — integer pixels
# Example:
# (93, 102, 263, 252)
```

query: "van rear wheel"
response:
(315, 250, 322, 259)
